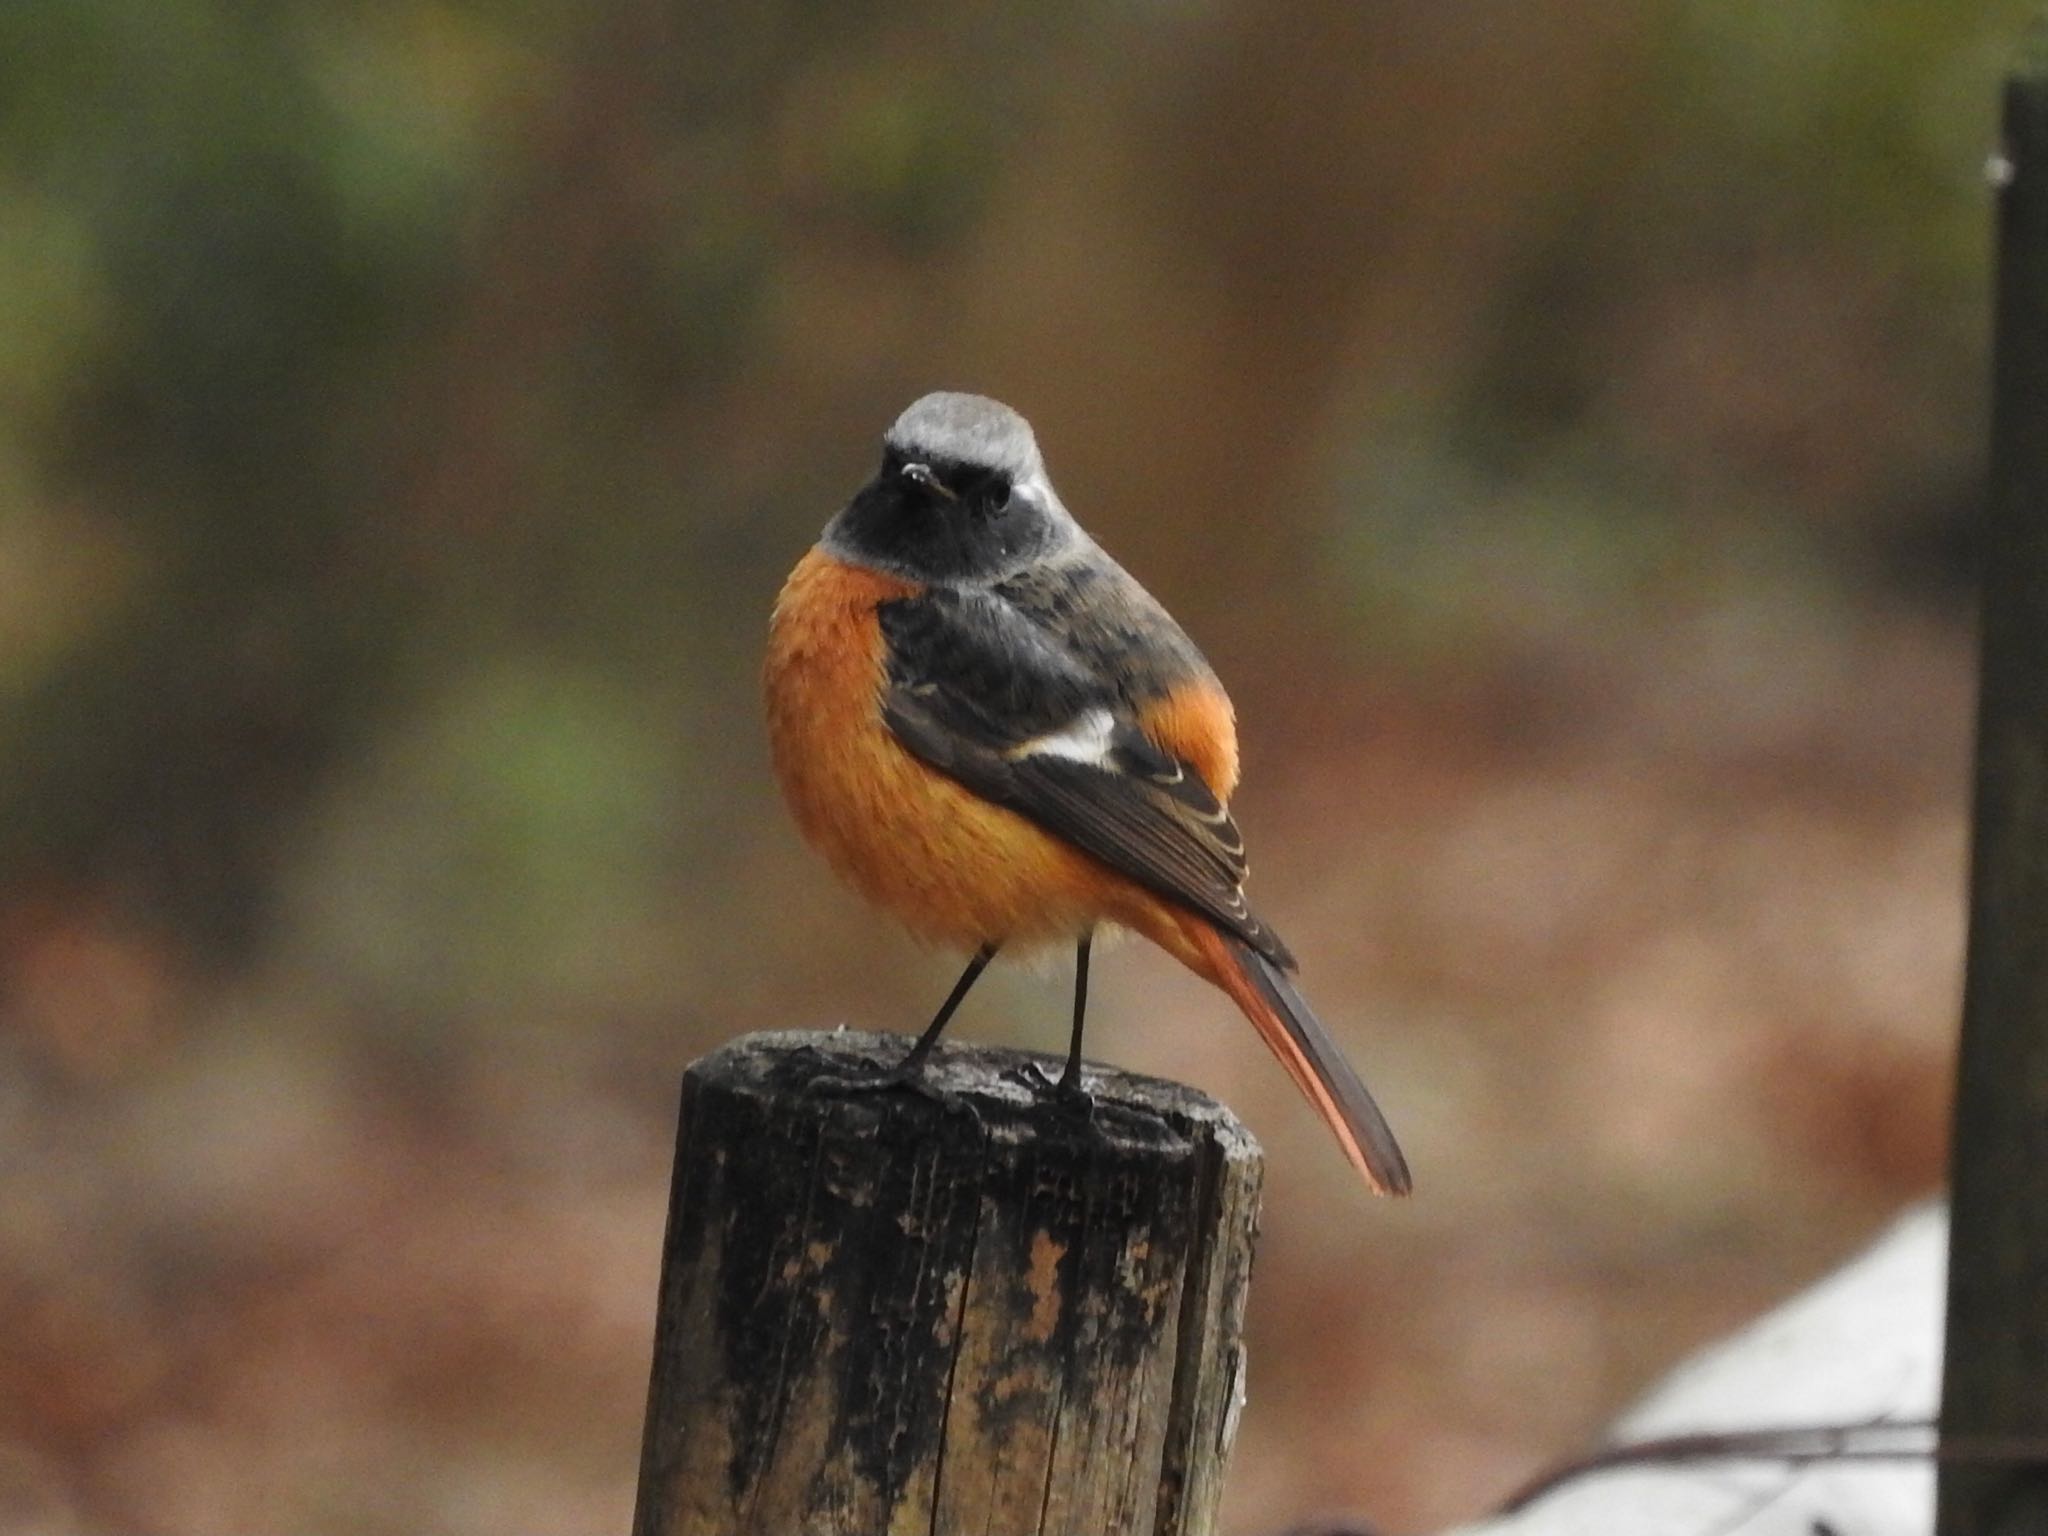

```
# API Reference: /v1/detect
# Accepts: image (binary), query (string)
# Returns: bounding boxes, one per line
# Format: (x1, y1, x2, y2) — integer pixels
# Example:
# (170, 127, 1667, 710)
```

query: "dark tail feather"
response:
(1195, 925, 1413, 1196)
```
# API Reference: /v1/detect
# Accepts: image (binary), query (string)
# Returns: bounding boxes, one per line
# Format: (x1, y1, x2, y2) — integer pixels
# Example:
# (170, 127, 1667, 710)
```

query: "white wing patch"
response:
(1010, 707, 1118, 766)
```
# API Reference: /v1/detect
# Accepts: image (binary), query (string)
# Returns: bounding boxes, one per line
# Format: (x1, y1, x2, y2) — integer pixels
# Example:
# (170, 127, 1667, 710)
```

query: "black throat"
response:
(822, 449, 1058, 584)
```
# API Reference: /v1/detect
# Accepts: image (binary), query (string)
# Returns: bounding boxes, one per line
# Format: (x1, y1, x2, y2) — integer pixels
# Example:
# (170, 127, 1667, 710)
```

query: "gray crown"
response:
(886, 392, 1045, 482)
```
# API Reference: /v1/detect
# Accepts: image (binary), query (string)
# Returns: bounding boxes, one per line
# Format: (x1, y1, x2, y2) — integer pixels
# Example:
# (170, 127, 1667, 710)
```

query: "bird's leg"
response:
(1003, 933, 1096, 1116)
(1057, 933, 1092, 1102)
(894, 943, 997, 1079)
(805, 944, 996, 1110)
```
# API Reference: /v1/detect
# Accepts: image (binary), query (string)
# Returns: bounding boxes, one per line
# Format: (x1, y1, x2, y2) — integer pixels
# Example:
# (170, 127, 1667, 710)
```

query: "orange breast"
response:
(763, 548, 1129, 952)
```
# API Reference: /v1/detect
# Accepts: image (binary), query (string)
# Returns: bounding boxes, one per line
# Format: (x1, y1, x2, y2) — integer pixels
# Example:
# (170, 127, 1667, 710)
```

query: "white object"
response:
(1444, 1202, 1947, 1536)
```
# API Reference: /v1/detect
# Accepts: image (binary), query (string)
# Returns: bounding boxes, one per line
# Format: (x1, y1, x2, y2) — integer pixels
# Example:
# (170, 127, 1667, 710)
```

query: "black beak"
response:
(901, 462, 957, 502)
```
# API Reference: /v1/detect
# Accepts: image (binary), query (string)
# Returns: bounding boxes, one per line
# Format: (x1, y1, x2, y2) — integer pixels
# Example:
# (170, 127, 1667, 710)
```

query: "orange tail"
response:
(1182, 918, 1413, 1197)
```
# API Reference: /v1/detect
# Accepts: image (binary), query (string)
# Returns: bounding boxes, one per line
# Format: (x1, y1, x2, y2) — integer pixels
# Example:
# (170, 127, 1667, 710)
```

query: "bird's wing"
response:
(877, 586, 1292, 966)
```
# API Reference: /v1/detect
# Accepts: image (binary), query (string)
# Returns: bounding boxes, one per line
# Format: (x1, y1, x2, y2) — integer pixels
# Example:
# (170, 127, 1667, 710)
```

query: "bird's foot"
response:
(803, 1048, 980, 1121)
(1002, 1060, 1096, 1123)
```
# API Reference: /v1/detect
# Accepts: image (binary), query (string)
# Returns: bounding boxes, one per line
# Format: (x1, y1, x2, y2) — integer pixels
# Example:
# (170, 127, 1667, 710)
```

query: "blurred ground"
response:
(0, 1, 2015, 1532)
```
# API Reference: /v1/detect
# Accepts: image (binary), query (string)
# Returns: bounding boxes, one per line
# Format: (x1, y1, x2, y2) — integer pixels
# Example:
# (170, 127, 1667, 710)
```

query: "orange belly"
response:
(764, 548, 1141, 952)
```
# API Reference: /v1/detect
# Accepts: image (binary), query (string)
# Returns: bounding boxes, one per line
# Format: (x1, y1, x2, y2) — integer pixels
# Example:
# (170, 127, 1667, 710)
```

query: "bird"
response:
(763, 391, 1411, 1195)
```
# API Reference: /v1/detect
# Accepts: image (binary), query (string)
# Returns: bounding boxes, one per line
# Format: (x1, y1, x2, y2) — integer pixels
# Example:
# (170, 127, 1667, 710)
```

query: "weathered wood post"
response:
(631, 1030, 1263, 1536)
(1939, 18, 2048, 1534)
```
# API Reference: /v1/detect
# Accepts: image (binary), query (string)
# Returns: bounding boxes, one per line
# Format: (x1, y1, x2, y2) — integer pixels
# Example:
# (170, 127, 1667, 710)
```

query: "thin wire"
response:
(1500, 1418, 2048, 1515)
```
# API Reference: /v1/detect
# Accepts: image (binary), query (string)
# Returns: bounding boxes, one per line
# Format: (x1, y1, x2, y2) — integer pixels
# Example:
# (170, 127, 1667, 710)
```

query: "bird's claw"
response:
(1002, 1060, 1095, 1122)
(805, 1054, 982, 1123)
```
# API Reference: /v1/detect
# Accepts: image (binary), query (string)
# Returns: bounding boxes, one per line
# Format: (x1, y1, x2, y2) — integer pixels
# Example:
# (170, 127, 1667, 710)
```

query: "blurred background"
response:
(0, 0, 2019, 1530)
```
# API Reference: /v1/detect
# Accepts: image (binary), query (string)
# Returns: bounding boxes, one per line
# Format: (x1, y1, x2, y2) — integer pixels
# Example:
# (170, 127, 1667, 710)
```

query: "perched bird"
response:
(763, 392, 1410, 1195)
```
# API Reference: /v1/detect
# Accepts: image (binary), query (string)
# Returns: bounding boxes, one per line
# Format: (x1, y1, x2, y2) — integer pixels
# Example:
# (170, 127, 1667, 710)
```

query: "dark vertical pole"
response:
(1939, 21, 2048, 1535)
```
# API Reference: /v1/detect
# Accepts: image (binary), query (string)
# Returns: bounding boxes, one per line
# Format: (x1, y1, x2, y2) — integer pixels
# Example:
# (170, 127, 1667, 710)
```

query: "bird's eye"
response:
(982, 473, 1013, 514)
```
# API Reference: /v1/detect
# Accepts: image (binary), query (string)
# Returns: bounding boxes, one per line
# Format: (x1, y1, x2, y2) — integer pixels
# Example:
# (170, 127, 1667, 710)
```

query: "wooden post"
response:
(1939, 18, 2048, 1535)
(631, 1030, 1263, 1536)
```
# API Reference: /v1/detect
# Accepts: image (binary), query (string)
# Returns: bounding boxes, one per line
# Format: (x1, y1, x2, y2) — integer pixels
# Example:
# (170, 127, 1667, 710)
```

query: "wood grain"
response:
(631, 1030, 1262, 1536)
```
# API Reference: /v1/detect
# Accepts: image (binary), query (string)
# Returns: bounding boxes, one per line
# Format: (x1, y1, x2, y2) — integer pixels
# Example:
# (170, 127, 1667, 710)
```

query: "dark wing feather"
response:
(878, 589, 1293, 966)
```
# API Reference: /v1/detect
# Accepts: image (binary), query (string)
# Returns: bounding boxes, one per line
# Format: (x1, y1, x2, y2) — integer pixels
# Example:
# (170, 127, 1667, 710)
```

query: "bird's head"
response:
(823, 392, 1077, 583)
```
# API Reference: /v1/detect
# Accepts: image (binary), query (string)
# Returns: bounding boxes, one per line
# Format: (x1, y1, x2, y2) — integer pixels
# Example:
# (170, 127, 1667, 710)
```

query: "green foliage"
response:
(0, 0, 2018, 975)
(0, 0, 561, 948)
